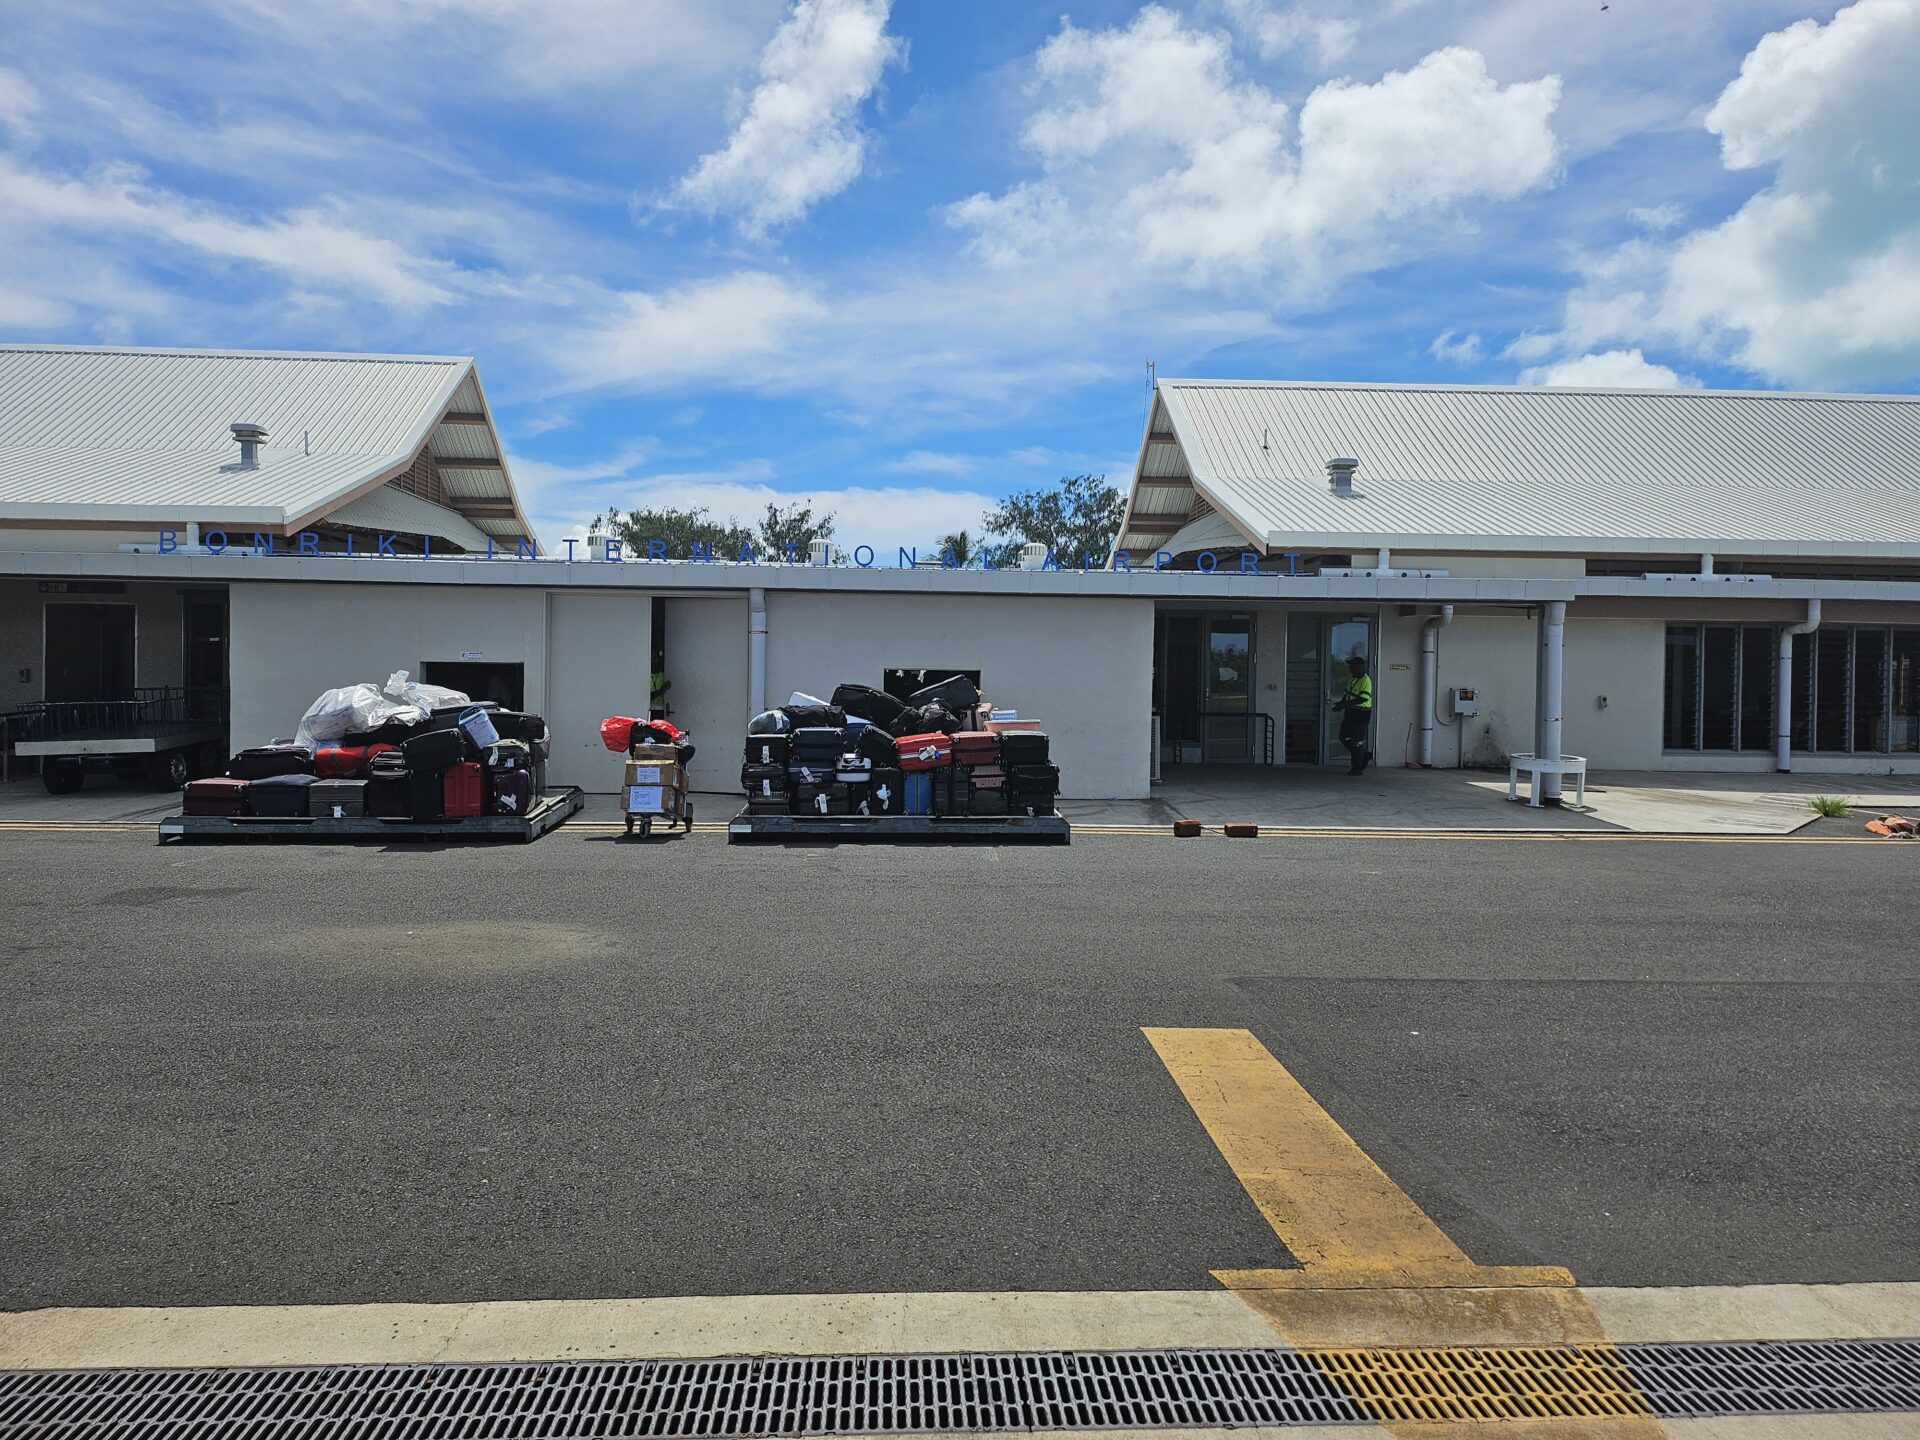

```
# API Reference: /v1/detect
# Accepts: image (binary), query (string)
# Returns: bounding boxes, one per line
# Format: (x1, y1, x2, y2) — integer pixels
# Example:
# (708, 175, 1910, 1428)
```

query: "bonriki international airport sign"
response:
(155, 529, 1308, 574)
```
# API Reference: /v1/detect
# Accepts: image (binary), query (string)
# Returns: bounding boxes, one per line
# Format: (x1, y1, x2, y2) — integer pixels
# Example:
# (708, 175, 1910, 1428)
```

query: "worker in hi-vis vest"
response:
(1331, 654, 1374, 775)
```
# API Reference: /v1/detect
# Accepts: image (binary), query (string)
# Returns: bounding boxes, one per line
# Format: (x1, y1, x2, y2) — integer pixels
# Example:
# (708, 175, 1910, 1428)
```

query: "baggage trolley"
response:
(623, 794, 693, 838)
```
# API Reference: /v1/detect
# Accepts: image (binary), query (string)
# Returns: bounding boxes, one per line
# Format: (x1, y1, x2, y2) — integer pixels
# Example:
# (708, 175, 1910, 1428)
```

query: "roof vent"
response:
(230, 422, 268, 469)
(1326, 456, 1358, 494)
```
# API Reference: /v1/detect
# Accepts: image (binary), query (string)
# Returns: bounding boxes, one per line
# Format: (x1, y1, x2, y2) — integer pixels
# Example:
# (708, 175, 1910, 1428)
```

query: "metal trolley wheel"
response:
(624, 802, 692, 838)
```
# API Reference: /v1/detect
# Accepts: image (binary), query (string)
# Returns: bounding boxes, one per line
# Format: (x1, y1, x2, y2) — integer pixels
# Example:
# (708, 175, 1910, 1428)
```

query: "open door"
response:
(45, 603, 135, 701)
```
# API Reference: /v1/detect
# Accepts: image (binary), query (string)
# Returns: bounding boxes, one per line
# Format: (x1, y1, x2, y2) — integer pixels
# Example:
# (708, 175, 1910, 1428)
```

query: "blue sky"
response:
(2, 0, 1917, 549)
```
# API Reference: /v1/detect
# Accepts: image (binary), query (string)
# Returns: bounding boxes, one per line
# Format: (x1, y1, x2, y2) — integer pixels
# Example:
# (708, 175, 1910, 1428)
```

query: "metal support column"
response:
(748, 587, 767, 719)
(1539, 600, 1566, 803)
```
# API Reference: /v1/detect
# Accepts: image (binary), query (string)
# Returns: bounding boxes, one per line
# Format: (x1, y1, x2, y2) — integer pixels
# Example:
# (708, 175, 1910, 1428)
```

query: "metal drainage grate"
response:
(0, 1339, 1914, 1439)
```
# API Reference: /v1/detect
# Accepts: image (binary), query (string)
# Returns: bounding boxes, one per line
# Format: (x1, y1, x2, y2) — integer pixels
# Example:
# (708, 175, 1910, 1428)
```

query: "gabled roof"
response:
(1120, 379, 1920, 560)
(0, 344, 536, 550)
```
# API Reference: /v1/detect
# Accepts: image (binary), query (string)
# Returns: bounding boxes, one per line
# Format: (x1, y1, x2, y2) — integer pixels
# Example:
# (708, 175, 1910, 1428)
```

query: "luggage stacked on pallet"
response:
(186, 689, 551, 824)
(736, 675, 1059, 820)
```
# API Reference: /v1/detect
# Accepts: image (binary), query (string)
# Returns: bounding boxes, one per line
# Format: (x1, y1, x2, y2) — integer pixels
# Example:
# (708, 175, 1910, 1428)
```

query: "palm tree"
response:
(936, 529, 973, 566)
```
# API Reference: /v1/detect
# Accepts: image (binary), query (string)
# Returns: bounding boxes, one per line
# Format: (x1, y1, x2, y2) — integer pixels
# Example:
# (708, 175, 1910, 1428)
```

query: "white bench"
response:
(1507, 752, 1588, 808)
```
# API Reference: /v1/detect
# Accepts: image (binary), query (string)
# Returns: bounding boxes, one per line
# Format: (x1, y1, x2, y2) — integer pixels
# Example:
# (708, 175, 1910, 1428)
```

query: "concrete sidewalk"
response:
(7, 764, 1920, 836)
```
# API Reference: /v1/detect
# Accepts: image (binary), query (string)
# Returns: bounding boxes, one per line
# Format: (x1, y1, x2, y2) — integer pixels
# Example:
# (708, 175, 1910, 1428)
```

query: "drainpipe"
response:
(748, 587, 768, 719)
(1701, 552, 1715, 576)
(1539, 601, 1566, 802)
(1418, 605, 1454, 766)
(1775, 598, 1821, 773)
(1378, 546, 1392, 573)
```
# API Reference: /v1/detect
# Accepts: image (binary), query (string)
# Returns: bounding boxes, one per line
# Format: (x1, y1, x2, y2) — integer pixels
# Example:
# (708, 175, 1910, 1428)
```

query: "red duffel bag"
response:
(314, 741, 396, 778)
(601, 716, 641, 752)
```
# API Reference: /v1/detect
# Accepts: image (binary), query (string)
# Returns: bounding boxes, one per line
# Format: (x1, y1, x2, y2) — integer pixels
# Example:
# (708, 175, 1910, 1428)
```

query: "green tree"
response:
(591, 505, 753, 558)
(757, 501, 837, 559)
(982, 473, 1124, 564)
(934, 529, 973, 566)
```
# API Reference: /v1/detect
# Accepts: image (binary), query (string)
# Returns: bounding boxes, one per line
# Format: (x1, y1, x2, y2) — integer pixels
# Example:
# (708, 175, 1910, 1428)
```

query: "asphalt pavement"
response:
(2, 828, 1915, 1311)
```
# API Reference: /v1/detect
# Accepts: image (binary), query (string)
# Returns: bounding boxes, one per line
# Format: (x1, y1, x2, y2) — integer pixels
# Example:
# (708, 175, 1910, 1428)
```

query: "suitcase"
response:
(1008, 762, 1061, 787)
(896, 732, 953, 771)
(790, 725, 845, 754)
(744, 733, 791, 766)
(227, 744, 313, 780)
(742, 762, 787, 797)
(930, 768, 962, 816)
(409, 766, 446, 820)
(965, 763, 1007, 790)
(908, 674, 979, 710)
(309, 778, 368, 818)
(486, 739, 531, 771)
(792, 781, 849, 816)
(867, 766, 905, 815)
(952, 730, 1000, 764)
(835, 755, 872, 783)
(1008, 763, 1059, 815)
(489, 711, 548, 746)
(903, 771, 933, 816)
(968, 786, 1009, 816)
(831, 683, 912, 730)
(183, 777, 250, 816)
(781, 703, 846, 730)
(854, 725, 897, 765)
(443, 761, 484, 818)
(403, 727, 467, 772)
(489, 768, 533, 817)
(314, 744, 367, 778)
(368, 749, 409, 779)
(1000, 732, 1051, 765)
(250, 773, 317, 816)
(744, 792, 790, 814)
(366, 775, 412, 818)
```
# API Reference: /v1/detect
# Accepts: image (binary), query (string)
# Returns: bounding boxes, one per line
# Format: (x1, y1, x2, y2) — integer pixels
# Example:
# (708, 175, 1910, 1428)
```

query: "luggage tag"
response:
(812, 793, 830, 814)
(874, 783, 892, 809)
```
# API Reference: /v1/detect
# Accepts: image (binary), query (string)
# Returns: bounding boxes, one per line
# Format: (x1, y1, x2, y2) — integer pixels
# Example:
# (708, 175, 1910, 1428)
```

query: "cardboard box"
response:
(625, 760, 684, 786)
(628, 742, 679, 762)
(625, 784, 683, 815)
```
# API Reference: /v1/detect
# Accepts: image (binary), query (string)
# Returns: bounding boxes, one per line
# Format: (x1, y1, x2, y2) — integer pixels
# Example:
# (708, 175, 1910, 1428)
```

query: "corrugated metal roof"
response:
(0, 344, 535, 550)
(1147, 379, 1920, 557)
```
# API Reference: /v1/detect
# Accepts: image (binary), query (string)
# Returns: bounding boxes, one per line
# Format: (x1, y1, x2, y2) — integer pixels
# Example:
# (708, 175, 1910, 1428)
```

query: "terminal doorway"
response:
(1155, 612, 1265, 764)
(1283, 614, 1374, 765)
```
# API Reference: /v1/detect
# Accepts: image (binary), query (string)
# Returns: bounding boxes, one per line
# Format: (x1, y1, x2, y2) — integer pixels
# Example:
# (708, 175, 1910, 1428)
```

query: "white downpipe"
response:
(1776, 598, 1821, 773)
(1418, 605, 1454, 766)
(1701, 552, 1715, 575)
(1378, 546, 1392, 572)
(748, 587, 768, 719)
(1539, 601, 1566, 801)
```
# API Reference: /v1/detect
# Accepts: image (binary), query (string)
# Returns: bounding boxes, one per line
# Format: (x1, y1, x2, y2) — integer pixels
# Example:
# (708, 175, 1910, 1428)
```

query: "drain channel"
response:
(2, 1339, 1914, 1438)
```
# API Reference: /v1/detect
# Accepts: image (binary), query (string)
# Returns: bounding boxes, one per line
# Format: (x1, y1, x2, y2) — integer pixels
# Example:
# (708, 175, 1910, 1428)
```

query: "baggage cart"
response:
(622, 746, 693, 837)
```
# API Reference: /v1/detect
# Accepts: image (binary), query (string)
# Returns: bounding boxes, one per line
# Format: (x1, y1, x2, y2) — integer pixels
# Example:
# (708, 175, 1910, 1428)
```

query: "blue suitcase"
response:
(904, 771, 934, 816)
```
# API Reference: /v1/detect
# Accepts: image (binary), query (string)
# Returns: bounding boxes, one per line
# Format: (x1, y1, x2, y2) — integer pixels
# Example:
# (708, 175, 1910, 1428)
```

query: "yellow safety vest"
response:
(1342, 674, 1373, 710)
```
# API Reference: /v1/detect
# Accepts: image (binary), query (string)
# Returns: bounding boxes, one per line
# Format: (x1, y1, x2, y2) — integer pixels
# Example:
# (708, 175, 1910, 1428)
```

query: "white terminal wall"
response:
(663, 595, 750, 766)
(764, 590, 1155, 799)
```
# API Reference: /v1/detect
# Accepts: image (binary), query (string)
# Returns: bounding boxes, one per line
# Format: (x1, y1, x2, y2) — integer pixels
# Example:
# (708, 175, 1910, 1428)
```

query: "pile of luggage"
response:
(740, 676, 1060, 819)
(182, 701, 549, 821)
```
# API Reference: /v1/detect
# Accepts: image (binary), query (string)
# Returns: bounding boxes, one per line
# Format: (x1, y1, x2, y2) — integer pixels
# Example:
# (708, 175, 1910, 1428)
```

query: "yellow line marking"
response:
(1144, 1027, 1666, 1434)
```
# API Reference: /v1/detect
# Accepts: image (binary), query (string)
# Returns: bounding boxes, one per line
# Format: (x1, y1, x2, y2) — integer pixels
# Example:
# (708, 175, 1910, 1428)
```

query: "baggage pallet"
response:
(158, 787, 584, 845)
(727, 810, 1070, 845)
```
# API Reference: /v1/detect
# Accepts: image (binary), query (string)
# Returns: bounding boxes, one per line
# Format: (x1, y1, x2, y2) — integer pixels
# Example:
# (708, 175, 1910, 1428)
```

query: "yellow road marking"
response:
(1144, 1027, 1665, 1435)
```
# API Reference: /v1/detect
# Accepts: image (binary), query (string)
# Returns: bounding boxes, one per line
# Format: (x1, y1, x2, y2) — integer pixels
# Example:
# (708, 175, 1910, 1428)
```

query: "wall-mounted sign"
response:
(39, 580, 127, 595)
(459, 651, 484, 661)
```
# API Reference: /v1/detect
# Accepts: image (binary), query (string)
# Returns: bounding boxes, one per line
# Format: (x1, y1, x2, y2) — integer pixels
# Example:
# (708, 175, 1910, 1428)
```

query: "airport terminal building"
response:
(6, 343, 1920, 796)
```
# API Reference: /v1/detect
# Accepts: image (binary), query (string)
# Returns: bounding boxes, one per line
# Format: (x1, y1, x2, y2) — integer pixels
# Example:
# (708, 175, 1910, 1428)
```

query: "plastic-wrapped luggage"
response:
(748, 709, 792, 735)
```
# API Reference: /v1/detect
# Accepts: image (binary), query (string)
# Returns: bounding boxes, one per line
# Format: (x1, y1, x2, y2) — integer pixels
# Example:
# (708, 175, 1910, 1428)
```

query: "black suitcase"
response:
(898, 702, 962, 735)
(369, 749, 409, 779)
(742, 762, 787, 798)
(309, 778, 367, 818)
(1000, 732, 1051, 765)
(366, 774, 411, 818)
(489, 711, 548, 745)
(744, 733, 791, 766)
(403, 727, 467, 772)
(791, 781, 849, 815)
(854, 725, 896, 764)
(486, 739, 532, 771)
(968, 786, 1009, 816)
(1008, 762, 1060, 787)
(744, 793, 790, 814)
(908, 674, 979, 710)
(408, 766, 446, 820)
(867, 766, 905, 815)
(930, 768, 962, 816)
(228, 744, 313, 780)
(790, 725, 845, 755)
(250, 773, 317, 816)
(781, 703, 846, 730)
(787, 759, 835, 787)
(489, 768, 534, 816)
(831, 684, 911, 730)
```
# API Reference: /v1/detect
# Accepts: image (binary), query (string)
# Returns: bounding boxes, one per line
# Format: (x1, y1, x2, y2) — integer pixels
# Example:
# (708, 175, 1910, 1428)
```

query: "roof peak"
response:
(1154, 377, 1920, 404)
(0, 342, 472, 366)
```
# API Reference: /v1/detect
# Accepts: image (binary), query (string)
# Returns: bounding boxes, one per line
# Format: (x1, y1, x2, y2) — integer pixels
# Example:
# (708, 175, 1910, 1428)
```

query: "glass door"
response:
(1322, 618, 1373, 766)
(1203, 617, 1252, 761)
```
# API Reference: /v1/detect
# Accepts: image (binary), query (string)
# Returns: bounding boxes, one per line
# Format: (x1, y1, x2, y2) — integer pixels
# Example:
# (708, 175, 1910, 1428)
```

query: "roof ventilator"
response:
(1327, 456, 1358, 494)
(230, 421, 268, 469)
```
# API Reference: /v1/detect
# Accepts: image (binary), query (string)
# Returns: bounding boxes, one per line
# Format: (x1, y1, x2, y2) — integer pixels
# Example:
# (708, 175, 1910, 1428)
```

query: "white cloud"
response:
(1536, 0, 1920, 387)
(0, 65, 38, 134)
(0, 156, 471, 309)
(881, 450, 977, 477)
(1519, 348, 1696, 389)
(673, 0, 903, 235)
(948, 8, 1560, 289)
(1215, 1, 1358, 66)
(0, 285, 70, 329)
(557, 271, 828, 389)
(1429, 330, 1482, 365)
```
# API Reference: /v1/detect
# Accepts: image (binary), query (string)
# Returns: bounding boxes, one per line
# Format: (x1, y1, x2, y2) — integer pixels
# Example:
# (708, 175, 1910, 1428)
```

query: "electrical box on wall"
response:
(1450, 685, 1480, 717)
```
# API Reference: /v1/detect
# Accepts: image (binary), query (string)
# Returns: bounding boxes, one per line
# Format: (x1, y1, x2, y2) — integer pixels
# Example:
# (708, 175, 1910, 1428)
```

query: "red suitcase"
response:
(443, 761, 484, 818)
(895, 732, 953, 771)
(952, 730, 1000, 763)
(183, 777, 250, 815)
